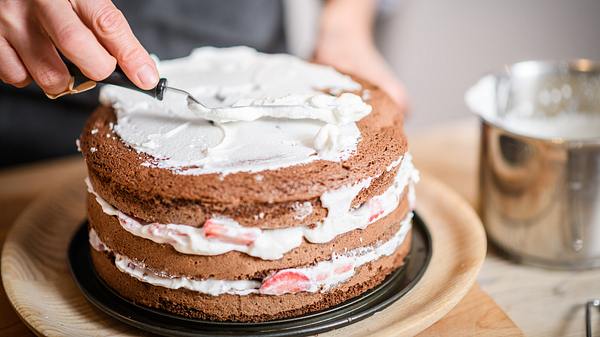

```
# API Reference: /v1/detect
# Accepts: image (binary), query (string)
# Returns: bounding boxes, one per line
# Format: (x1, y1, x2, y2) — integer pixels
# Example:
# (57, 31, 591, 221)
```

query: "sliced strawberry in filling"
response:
(143, 223, 188, 245)
(333, 263, 353, 274)
(368, 199, 385, 222)
(203, 219, 258, 246)
(259, 270, 311, 295)
(315, 271, 330, 281)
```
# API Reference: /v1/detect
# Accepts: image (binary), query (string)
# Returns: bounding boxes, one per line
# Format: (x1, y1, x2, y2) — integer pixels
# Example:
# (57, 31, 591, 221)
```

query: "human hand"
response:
(0, 0, 158, 95)
(314, 0, 408, 113)
(315, 38, 408, 113)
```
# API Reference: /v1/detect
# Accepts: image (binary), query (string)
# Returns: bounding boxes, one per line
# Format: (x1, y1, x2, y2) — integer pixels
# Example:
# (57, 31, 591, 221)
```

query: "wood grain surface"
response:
(420, 284, 521, 337)
(0, 157, 88, 337)
(1, 168, 488, 337)
(409, 117, 600, 337)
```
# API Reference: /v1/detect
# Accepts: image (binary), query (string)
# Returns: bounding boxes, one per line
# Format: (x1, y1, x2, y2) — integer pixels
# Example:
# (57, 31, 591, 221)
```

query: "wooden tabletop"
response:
(408, 117, 600, 337)
(0, 119, 526, 336)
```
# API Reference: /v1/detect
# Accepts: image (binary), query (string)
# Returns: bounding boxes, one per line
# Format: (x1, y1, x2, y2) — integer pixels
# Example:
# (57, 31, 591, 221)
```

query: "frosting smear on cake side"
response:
(99, 46, 372, 175)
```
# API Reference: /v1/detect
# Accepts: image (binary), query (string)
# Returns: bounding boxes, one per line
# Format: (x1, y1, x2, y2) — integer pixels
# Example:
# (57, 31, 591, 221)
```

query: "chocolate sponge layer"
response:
(80, 78, 408, 228)
(89, 191, 410, 279)
(90, 229, 411, 322)
(87, 159, 402, 229)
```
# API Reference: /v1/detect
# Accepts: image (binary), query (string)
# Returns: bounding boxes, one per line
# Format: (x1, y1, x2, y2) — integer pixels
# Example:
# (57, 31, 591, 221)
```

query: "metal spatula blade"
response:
(59, 59, 304, 113)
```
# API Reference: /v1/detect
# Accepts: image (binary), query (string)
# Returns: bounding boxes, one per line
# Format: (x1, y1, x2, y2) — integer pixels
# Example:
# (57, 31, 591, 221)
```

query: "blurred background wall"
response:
(376, 0, 600, 128)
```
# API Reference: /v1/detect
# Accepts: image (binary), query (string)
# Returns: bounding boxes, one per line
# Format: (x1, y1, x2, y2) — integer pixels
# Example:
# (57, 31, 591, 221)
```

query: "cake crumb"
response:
(106, 133, 111, 138)
(362, 89, 371, 101)
(91, 128, 98, 135)
(292, 201, 313, 221)
(90, 147, 97, 153)
(75, 139, 81, 152)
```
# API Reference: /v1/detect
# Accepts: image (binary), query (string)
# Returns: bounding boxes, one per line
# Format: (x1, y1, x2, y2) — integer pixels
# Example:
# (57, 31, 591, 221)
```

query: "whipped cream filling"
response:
(89, 228, 260, 296)
(89, 212, 412, 296)
(100, 47, 371, 175)
(86, 153, 419, 260)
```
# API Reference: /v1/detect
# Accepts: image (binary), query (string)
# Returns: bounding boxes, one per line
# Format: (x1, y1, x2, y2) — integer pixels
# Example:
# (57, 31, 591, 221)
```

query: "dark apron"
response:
(0, 0, 286, 166)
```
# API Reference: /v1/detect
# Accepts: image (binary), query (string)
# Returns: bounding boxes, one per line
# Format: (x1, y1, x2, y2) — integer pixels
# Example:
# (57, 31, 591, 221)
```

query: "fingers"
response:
(71, 0, 158, 89)
(0, 37, 31, 88)
(379, 74, 409, 114)
(33, 0, 116, 82)
(1, 0, 154, 93)
(351, 49, 409, 114)
(12, 28, 70, 95)
(4, 14, 72, 95)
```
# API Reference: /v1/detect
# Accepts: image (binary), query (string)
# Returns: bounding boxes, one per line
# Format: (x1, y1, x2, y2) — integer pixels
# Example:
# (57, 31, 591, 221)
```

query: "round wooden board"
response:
(1, 172, 486, 337)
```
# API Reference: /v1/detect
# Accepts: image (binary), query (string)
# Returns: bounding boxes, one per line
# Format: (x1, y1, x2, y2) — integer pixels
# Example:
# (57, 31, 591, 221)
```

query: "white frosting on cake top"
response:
(99, 47, 372, 175)
(189, 93, 371, 124)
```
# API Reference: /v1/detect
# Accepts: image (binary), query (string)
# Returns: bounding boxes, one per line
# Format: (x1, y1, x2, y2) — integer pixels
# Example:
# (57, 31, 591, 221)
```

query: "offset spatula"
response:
(54, 59, 329, 121)
(50, 59, 205, 106)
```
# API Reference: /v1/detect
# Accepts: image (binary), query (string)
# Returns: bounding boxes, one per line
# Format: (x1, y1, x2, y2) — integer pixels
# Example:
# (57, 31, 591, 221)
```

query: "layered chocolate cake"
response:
(79, 47, 419, 322)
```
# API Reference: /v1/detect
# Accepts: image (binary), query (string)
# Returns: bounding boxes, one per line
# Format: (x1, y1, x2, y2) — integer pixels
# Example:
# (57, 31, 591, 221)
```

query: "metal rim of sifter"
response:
(470, 58, 600, 146)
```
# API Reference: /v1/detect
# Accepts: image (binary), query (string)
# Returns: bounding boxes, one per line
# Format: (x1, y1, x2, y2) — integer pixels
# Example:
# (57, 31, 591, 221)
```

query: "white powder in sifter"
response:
(498, 113, 600, 140)
(466, 75, 600, 141)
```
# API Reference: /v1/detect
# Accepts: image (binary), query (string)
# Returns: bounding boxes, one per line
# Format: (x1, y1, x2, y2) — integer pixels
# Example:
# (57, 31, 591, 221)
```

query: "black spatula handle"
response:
(62, 58, 167, 100)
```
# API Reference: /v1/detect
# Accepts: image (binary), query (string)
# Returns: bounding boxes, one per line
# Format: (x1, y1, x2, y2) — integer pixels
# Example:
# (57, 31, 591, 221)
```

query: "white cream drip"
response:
(88, 228, 108, 252)
(303, 153, 419, 243)
(89, 212, 413, 296)
(313, 124, 358, 158)
(100, 46, 371, 175)
(86, 154, 418, 260)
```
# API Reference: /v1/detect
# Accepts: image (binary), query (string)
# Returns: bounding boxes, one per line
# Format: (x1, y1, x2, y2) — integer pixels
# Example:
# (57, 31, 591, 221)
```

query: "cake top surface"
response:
(100, 46, 372, 175)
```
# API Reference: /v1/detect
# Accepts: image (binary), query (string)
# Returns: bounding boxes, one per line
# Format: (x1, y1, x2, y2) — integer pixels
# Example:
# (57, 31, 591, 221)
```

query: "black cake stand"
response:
(68, 213, 432, 337)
